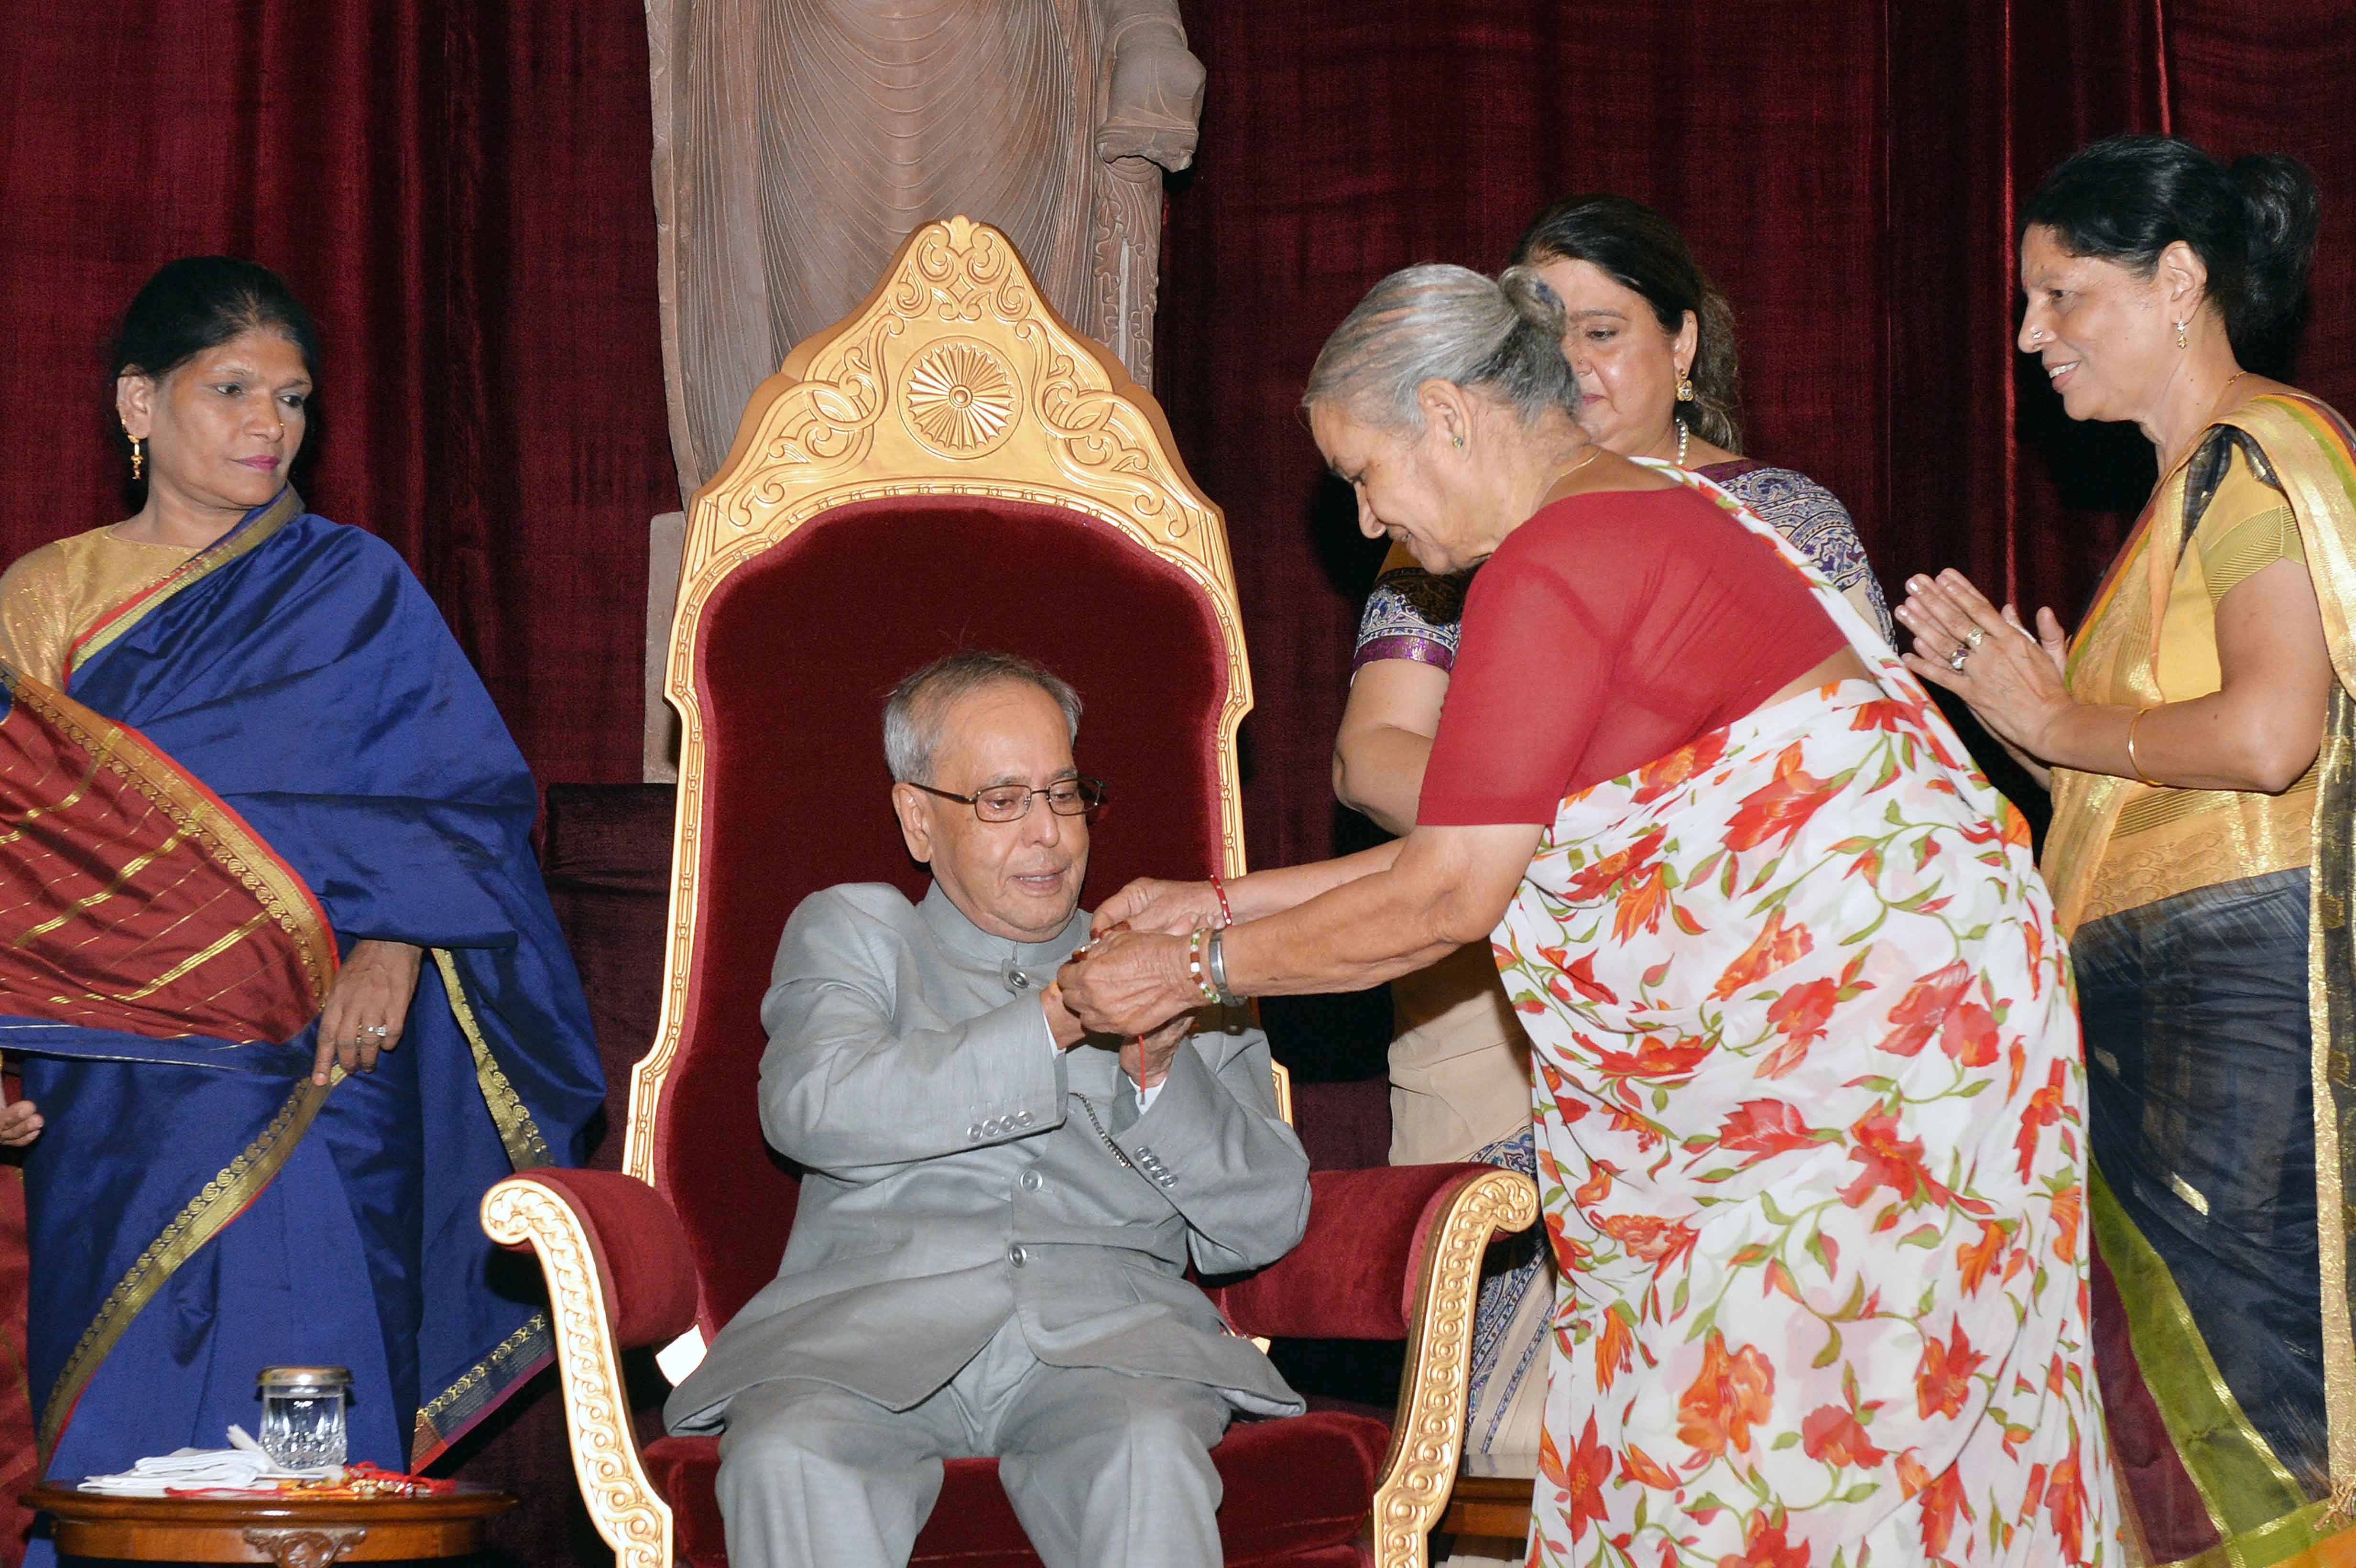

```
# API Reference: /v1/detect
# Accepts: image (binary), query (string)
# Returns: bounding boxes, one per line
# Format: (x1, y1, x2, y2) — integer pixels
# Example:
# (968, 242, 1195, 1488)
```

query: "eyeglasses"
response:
(909, 776, 1109, 824)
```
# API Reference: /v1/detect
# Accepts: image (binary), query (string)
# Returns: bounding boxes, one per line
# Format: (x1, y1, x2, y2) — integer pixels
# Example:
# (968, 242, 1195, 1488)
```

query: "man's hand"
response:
(313, 939, 425, 1086)
(1058, 930, 1197, 1035)
(1042, 981, 1090, 1049)
(1120, 1011, 1194, 1090)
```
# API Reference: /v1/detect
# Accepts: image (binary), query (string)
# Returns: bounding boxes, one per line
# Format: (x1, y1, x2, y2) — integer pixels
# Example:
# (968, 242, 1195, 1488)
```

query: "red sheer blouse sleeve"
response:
(1417, 520, 1622, 827)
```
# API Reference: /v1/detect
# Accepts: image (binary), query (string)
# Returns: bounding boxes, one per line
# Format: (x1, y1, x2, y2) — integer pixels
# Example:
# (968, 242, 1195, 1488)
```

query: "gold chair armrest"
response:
(1367, 1167, 1540, 1568)
(481, 1176, 675, 1568)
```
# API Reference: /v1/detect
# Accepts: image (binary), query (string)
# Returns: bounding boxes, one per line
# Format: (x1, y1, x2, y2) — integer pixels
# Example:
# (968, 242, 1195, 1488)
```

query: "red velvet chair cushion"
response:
(1210, 1165, 1497, 1342)
(495, 1169, 700, 1350)
(646, 1409, 1386, 1568)
(654, 496, 1233, 1331)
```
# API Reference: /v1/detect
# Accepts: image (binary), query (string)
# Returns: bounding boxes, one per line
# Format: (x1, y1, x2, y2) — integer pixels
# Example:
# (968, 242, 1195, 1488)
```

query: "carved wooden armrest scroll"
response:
(1367, 1168, 1541, 1568)
(480, 1177, 674, 1568)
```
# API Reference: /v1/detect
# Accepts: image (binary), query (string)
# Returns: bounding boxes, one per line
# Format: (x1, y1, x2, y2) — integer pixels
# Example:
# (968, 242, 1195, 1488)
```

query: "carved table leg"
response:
(242, 1525, 370, 1568)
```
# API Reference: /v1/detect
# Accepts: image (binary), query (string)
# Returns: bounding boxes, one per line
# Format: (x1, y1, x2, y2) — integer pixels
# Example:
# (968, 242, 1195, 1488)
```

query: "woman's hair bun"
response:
(1498, 265, 1568, 340)
(2232, 153, 2320, 341)
(1303, 262, 1582, 433)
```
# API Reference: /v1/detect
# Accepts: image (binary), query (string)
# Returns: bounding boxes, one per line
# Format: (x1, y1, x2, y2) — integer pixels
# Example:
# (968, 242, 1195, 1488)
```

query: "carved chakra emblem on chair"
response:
(900, 337, 1019, 458)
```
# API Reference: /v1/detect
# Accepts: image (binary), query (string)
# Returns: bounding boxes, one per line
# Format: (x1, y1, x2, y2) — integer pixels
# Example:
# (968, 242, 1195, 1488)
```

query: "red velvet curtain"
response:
(0, 0, 675, 790)
(1159, 0, 2356, 869)
(0, 4, 672, 1557)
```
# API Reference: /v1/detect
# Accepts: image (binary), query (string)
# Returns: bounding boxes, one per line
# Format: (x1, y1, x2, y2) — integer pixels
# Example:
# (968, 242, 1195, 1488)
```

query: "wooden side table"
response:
(27, 1484, 515, 1568)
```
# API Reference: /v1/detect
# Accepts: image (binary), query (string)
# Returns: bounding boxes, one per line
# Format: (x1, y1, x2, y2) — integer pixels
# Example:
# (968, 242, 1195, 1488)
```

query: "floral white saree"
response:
(1509, 469, 2113, 1566)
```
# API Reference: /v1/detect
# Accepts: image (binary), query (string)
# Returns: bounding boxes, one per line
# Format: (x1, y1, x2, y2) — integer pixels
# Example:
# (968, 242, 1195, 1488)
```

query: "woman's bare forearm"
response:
(1223, 824, 1539, 995)
(2040, 693, 2318, 794)
(1225, 841, 1402, 922)
(1224, 871, 1468, 994)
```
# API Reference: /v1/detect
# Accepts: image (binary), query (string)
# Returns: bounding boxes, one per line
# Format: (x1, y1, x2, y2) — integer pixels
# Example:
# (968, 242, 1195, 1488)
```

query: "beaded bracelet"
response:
(1209, 873, 1233, 929)
(1185, 926, 1221, 1005)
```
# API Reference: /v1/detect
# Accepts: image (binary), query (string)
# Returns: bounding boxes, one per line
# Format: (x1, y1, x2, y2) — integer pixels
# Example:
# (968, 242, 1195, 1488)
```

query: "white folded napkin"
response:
(78, 1427, 338, 1494)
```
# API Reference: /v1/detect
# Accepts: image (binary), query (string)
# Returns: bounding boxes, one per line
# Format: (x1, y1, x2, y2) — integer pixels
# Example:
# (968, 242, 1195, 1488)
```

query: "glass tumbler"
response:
(255, 1365, 351, 1469)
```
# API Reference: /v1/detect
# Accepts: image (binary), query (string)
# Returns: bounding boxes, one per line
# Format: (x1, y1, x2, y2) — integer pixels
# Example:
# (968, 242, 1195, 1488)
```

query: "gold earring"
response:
(1451, 434, 1463, 449)
(2175, 320, 2188, 349)
(131, 437, 145, 481)
(1676, 374, 1695, 402)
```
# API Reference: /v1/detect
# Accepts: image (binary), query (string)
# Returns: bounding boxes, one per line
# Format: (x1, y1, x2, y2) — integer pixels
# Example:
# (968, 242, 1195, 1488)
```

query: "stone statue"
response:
(641, 0, 1202, 774)
(645, 0, 1204, 498)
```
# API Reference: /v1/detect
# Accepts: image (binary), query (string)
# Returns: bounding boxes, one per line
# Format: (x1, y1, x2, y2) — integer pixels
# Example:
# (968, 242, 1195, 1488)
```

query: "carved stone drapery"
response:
(644, 0, 1202, 501)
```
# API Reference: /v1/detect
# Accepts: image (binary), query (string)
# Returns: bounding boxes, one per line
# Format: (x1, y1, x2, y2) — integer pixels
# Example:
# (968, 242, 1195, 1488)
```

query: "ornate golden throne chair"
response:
(480, 218, 1537, 1568)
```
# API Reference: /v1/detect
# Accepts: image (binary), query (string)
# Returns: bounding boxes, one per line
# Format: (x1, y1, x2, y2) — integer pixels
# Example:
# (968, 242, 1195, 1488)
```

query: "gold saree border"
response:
(409, 950, 558, 1466)
(2, 668, 338, 1014)
(2090, 1163, 2309, 1556)
(430, 949, 554, 1172)
(2263, 396, 2356, 1518)
(410, 1311, 552, 1467)
(63, 489, 303, 680)
(35, 1069, 340, 1466)
(2312, 682, 2356, 1517)
(2155, 1503, 2356, 1568)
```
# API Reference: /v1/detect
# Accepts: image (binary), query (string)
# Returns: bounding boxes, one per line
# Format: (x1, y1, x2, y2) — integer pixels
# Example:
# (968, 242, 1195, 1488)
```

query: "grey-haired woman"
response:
(1059, 262, 2109, 1563)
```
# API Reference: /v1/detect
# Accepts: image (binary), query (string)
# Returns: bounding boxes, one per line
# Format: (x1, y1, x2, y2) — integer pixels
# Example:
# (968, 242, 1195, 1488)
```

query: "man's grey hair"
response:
(1302, 261, 1581, 433)
(883, 650, 1083, 786)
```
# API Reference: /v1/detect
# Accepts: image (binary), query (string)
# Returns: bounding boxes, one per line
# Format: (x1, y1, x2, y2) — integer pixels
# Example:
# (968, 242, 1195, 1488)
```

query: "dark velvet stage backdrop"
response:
(1157, 0, 2356, 875)
(0, 3, 2353, 1564)
(3, 0, 2346, 908)
(0, 0, 675, 791)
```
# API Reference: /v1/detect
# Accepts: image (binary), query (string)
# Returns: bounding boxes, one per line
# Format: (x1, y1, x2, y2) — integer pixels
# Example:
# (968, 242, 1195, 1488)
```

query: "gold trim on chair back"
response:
(622, 216, 1257, 1190)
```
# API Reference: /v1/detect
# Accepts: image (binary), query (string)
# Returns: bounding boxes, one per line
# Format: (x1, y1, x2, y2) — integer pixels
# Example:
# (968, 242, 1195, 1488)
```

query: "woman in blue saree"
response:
(0, 258, 604, 1498)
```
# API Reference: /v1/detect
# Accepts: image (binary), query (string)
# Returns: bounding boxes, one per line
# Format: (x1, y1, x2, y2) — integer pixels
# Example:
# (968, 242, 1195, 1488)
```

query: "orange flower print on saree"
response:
(1676, 1330, 1776, 1462)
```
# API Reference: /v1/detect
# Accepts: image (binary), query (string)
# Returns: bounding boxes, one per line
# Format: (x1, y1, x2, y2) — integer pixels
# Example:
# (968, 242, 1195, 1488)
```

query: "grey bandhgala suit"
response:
(664, 881, 1310, 1568)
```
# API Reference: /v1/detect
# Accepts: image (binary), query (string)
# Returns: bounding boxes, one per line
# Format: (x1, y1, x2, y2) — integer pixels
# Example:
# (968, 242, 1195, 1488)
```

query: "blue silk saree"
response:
(0, 490, 604, 1482)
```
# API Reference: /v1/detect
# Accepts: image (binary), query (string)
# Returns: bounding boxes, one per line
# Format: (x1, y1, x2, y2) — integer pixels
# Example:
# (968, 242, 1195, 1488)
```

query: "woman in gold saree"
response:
(1898, 135, 2356, 1560)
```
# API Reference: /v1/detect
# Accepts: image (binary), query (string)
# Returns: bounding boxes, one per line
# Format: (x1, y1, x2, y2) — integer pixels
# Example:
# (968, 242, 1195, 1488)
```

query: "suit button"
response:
(1015, 1111, 1035, 1128)
(1008, 1244, 1029, 1267)
(966, 1124, 983, 1141)
(985, 1118, 1004, 1135)
(1021, 1170, 1043, 1191)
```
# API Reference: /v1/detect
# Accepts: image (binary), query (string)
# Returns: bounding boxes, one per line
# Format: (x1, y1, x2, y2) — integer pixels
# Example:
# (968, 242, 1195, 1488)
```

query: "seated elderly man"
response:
(664, 649, 1311, 1568)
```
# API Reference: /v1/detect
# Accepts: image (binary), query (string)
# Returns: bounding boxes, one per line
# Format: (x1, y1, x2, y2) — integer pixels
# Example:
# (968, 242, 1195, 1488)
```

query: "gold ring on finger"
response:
(1947, 647, 1970, 673)
(1966, 627, 1985, 647)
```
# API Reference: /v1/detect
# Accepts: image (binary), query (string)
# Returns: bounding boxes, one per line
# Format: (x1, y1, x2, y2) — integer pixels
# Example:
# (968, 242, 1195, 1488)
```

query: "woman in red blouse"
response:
(1058, 264, 2112, 1563)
